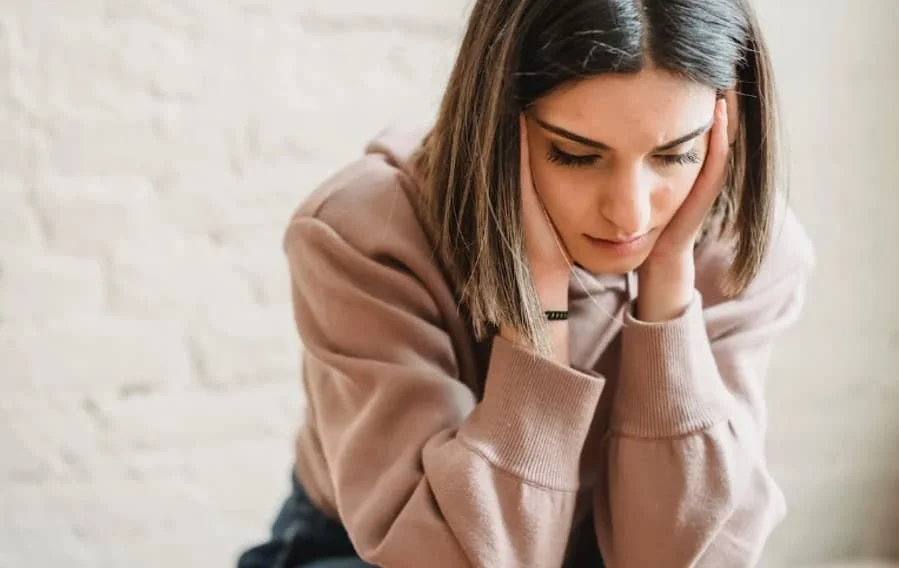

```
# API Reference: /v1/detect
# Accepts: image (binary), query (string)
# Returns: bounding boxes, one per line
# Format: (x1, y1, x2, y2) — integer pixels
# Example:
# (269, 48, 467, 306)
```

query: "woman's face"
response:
(524, 68, 718, 275)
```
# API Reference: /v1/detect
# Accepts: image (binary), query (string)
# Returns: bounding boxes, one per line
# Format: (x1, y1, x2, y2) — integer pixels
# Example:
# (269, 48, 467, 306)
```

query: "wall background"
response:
(0, 1, 896, 566)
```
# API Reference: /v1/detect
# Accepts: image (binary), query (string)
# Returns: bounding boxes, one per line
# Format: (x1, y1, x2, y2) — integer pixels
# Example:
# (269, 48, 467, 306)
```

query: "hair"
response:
(413, 0, 780, 356)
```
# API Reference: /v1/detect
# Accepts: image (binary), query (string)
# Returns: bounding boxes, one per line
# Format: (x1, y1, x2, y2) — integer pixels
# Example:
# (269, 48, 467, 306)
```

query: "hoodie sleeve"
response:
(286, 214, 605, 568)
(592, 242, 813, 566)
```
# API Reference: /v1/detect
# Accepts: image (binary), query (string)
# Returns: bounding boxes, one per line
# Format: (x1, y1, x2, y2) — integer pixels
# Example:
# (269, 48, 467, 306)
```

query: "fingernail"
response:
(718, 99, 727, 119)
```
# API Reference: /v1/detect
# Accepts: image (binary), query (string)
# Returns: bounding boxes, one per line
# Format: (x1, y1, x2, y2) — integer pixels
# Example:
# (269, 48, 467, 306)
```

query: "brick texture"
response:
(1, 1, 896, 567)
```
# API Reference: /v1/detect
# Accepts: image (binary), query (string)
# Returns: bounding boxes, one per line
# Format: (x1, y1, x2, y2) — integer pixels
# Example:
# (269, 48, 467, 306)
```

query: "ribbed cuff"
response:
(458, 336, 605, 491)
(611, 293, 735, 439)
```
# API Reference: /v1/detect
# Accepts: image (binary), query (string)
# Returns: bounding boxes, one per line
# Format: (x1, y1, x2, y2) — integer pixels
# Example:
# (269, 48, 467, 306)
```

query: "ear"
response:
(723, 89, 739, 146)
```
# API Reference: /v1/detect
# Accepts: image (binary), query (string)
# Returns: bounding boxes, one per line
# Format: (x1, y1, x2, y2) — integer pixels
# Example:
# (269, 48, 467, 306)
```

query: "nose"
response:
(599, 165, 652, 239)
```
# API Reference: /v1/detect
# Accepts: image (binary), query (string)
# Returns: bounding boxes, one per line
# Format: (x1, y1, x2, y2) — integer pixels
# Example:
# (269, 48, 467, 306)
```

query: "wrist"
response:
(499, 271, 570, 364)
(546, 319, 570, 366)
(636, 257, 695, 322)
(499, 310, 570, 366)
(534, 271, 570, 312)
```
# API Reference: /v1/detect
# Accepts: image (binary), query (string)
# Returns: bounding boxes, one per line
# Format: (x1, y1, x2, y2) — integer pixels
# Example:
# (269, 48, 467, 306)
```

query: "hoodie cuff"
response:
(611, 292, 735, 439)
(458, 336, 605, 491)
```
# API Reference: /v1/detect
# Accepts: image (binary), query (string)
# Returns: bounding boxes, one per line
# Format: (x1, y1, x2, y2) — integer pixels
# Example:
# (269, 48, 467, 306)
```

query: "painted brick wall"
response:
(1, 1, 896, 567)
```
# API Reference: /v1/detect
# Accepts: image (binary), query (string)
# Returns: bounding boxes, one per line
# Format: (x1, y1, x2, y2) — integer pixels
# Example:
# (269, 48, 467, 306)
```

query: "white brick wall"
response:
(0, 1, 896, 567)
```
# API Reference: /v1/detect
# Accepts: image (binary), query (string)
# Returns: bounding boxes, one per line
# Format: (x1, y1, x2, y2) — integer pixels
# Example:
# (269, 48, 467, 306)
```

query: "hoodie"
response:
(281, 126, 815, 567)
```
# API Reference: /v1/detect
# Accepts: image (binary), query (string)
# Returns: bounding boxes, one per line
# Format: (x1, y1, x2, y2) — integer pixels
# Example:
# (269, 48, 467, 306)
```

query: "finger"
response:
(706, 98, 731, 189)
(664, 99, 730, 241)
(691, 98, 730, 214)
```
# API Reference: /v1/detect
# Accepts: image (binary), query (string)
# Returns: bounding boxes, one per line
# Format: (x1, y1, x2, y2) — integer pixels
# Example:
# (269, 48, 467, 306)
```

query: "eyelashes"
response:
(546, 144, 702, 168)
(659, 149, 702, 166)
(547, 146, 599, 167)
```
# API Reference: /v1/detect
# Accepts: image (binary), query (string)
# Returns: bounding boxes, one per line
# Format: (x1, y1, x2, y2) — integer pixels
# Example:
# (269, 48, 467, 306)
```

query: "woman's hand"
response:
(637, 99, 730, 321)
(518, 115, 572, 309)
(500, 116, 572, 363)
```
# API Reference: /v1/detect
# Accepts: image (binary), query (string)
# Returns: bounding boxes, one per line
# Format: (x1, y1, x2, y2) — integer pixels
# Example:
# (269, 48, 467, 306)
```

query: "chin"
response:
(572, 249, 650, 276)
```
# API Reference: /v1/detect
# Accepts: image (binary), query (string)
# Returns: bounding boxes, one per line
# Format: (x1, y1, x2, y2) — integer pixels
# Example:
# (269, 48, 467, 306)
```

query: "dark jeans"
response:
(237, 473, 376, 568)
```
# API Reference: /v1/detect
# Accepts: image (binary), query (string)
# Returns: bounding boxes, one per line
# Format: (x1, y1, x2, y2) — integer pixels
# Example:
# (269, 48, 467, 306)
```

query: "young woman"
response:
(238, 0, 814, 566)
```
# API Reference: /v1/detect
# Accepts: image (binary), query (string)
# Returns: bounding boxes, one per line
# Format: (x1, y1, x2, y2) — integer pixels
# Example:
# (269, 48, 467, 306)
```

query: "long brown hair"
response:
(414, 0, 781, 356)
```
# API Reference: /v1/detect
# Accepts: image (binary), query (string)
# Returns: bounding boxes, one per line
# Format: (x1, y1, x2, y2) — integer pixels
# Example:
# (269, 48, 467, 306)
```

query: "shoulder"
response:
(283, 129, 435, 268)
(695, 194, 816, 308)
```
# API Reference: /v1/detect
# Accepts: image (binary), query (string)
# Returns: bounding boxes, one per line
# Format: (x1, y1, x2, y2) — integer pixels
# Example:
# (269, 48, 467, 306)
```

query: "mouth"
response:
(584, 230, 654, 255)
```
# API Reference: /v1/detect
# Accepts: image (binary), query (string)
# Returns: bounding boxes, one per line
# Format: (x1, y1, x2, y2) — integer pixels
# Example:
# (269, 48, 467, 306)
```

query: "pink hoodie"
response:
(282, 126, 815, 567)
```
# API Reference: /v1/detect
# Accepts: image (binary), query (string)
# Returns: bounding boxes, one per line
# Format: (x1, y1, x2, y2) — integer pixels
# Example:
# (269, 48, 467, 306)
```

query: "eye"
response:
(547, 144, 600, 168)
(656, 149, 702, 167)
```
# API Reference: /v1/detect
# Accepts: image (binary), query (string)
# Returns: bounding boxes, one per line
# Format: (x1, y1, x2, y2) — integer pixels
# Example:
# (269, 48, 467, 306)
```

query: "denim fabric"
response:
(237, 472, 376, 568)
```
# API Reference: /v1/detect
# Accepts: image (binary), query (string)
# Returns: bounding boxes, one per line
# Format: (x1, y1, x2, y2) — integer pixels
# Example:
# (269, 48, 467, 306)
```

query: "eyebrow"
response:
(532, 116, 714, 153)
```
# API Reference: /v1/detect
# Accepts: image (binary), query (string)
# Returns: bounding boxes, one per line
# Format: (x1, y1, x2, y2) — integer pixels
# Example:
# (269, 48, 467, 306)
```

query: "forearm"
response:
(591, 260, 812, 565)
(595, 294, 780, 566)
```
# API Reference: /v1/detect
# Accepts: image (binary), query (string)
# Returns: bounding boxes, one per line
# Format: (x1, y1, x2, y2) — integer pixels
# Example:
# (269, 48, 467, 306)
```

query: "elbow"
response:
(718, 465, 787, 557)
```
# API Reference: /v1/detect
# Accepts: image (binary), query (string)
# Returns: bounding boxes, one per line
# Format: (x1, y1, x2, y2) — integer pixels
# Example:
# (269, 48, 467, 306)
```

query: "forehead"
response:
(532, 68, 716, 149)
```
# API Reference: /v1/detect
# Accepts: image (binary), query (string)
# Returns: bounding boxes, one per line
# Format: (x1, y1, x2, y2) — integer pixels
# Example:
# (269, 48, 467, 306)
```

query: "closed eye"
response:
(548, 144, 702, 169)
(656, 149, 701, 166)
(547, 144, 600, 168)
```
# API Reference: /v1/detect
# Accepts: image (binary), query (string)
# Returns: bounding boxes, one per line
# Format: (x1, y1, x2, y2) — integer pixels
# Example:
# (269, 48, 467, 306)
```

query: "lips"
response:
(584, 229, 655, 256)
(602, 236, 643, 245)
(588, 232, 650, 245)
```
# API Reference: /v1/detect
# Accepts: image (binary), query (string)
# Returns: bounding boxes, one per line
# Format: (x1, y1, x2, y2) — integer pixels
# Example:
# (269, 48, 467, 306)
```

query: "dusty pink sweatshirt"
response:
(282, 126, 815, 567)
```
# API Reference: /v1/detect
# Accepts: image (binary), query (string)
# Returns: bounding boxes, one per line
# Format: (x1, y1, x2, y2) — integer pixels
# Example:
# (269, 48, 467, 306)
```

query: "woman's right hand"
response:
(500, 115, 572, 364)
(518, 114, 572, 312)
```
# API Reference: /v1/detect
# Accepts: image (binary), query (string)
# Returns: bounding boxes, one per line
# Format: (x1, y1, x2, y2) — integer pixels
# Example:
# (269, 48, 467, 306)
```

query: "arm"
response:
(592, 262, 810, 567)
(287, 216, 604, 568)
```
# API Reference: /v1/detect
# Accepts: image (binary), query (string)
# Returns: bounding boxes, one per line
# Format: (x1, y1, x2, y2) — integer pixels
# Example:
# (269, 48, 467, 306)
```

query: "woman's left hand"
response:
(636, 98, 730, 321)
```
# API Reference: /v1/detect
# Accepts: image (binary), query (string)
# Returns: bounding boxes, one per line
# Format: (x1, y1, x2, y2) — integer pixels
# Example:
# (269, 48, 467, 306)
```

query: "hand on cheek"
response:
(637, 99, 730, 321)
(499, 115, 574, 364)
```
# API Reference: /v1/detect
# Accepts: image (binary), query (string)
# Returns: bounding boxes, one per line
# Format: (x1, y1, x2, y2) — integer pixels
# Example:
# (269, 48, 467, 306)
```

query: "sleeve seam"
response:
(608, 411, 733, 441)
(455, 434, 579, 494)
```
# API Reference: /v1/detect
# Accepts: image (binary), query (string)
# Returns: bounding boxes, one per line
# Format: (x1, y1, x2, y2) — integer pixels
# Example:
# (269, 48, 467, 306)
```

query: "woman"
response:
(238, 0, 814, 566)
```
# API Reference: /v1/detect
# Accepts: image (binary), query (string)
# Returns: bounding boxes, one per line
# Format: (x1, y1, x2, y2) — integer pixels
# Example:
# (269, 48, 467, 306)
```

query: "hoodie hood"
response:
(363, 123, 432, 177)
